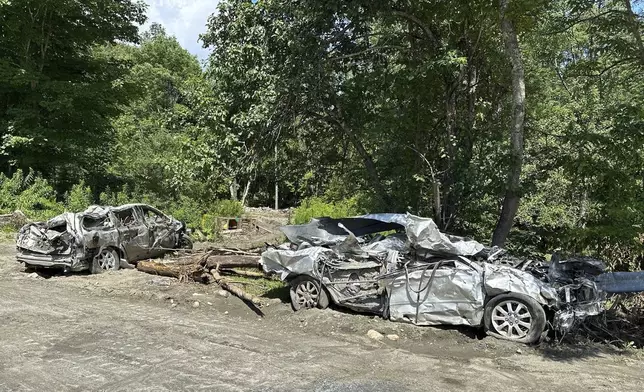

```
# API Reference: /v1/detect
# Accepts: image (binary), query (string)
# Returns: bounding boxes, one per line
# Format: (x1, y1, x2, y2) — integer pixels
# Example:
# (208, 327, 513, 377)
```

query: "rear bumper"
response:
(16, 251, 86, 271)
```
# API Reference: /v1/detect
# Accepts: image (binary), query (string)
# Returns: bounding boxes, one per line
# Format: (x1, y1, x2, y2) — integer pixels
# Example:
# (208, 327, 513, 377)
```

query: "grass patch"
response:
(227, 275, 288, 299)
(0, 229, 16, 243)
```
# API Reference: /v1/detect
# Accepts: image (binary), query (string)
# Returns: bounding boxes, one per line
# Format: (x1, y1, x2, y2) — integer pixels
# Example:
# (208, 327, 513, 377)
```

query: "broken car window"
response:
(141, 207, 167, 225)
(82, 216, 111, 230)
(114, 208, 138, 227)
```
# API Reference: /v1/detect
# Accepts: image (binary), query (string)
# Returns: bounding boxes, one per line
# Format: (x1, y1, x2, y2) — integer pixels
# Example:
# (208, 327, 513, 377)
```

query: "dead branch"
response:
(202, 247, 260, 255)
(211, 265, 262, 305)
(221, 268, 265, 278)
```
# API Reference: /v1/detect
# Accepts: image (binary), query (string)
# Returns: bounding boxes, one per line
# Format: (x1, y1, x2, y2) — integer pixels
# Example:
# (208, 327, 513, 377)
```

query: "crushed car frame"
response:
(262, 214, 614, 344)
(16, 204, 193, 273)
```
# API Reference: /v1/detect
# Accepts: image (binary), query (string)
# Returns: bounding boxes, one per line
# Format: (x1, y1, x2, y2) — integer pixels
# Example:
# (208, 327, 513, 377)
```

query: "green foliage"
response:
(165, 196, 203, 231)
(105, 24, 228, 202)
(65, 181, 93, 212)
(0, 170, 63, 221)
(199, 200, 245, 239)
(99, 185, 136, 207)
(292, 197, 365, 224)
(0, 0, 147, 188)
(208, 199, 244, 217)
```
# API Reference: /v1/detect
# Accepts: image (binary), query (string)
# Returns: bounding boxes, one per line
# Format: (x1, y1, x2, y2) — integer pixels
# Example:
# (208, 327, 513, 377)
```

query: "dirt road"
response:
(0, 242, 642, 391)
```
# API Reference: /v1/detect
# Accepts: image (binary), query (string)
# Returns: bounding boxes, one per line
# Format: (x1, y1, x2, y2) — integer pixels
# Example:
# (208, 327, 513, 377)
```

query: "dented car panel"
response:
(483, 263, 558, 306)
(16, 203, 192, 272)
(386, 259, 486, 326)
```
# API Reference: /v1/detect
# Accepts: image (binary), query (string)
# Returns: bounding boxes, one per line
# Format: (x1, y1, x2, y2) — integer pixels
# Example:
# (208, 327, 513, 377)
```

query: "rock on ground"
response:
(367, 329, 384, 341)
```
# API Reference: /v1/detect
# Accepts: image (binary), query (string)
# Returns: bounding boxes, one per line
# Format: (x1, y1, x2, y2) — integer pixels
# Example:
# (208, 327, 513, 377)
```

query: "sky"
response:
(143, 0, 220, 61)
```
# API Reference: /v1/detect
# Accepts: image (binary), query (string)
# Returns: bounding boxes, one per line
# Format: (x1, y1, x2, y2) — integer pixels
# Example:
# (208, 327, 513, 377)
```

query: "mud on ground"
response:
(1, 240, 643, 391)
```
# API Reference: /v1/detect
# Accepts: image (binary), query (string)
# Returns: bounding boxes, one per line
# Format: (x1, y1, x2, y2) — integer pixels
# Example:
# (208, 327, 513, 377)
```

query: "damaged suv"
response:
(16, 204, 193, 273)
(262, 214, 612, 344)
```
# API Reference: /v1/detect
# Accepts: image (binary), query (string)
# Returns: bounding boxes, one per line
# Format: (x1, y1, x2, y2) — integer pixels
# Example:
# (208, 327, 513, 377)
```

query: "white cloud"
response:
(143, 0, 220, 61)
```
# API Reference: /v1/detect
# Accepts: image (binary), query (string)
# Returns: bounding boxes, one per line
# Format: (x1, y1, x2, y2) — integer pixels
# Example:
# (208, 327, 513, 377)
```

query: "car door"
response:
(114, 206, 150, 262)
(386, 259, 485, 327)
(140, 205, 176, 257)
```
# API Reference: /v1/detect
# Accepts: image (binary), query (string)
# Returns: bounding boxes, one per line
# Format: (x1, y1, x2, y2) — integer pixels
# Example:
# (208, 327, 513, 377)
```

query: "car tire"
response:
(289, 276, 329, 311)
(178, 234, 193, 250)
(483, 293, 546, 344)
(91, 248, 121, 274)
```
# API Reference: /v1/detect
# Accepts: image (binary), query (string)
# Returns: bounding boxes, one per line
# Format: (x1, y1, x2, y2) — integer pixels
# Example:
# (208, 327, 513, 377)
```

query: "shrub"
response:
(165, 196, 203, 229)
(195, 200, 244, 239)
(0, 170, 63, 221)
(292, 196, 365, 224)
(99, 185, 135, 206)
(208, 199, 244, 217)
(65, 180, 94, 211)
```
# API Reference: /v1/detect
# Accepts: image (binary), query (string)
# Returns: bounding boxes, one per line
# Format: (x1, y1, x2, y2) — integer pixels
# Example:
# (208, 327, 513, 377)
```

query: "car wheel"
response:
(289, 276, 329, 311)
(178, 234, 193, 250)
(91, 248, 120, 274)
(483, 293, 546, 344)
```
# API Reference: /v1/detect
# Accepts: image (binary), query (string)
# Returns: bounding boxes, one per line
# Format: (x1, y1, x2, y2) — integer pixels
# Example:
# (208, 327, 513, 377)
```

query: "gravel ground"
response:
(1, 242, 643, 391)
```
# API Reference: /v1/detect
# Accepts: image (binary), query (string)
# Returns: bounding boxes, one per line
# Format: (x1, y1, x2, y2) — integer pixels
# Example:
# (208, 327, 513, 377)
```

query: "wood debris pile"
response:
(136, 247, 268, 306)
(557, 293, 644, 348)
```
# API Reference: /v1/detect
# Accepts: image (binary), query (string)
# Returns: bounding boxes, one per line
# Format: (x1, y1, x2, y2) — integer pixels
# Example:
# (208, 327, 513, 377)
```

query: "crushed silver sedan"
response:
(262, 214, 610, 344)
(16, 204, 193, 273)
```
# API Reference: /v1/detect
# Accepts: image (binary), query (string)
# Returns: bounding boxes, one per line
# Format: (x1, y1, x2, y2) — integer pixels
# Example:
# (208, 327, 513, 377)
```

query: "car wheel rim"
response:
(295, 280, 319, 308)
(491, 300, 532, 339)
(97, 251, 115, 270)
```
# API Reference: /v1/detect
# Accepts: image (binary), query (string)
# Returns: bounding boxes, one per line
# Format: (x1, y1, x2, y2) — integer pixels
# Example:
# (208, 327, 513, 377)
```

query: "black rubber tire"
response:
(483, 293, 546, 344)
(178, 234, 193, 250)
(289, 276, 330, 311)
(90, 248, 120, 274)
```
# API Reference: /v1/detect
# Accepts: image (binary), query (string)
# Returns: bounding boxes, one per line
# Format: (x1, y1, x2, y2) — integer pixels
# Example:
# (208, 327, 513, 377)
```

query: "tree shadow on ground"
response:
(534, 338, 632, 362)
(262, 284, 290, 301)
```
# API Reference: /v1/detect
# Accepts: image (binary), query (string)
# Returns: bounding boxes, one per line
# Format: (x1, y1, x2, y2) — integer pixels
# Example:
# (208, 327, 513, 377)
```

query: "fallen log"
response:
(136, 260, 205, 282)
(201, 255, 261, 270)
(211, 266, 262, 305)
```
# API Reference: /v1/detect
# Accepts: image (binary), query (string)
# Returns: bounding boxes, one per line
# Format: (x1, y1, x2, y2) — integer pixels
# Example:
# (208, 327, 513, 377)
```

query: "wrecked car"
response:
(262, 214, 613, 344)
(16, 204, 193, 273)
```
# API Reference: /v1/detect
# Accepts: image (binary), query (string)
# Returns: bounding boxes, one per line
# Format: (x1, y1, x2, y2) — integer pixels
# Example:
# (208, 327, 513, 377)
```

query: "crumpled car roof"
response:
(280, 213, 485, 256)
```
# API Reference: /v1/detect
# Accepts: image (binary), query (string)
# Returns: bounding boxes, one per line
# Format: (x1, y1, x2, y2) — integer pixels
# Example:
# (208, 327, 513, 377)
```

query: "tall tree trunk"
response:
(241, 179, 251, 206)
(274, 144, 279, 210)
(491, 0, 526, 247)
(229, 179, 239, 200)
(432, 177, 442, 225)
(623, 0, 644, 66)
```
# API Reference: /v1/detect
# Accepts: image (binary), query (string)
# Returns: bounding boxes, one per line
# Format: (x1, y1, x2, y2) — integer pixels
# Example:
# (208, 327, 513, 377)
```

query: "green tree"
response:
(0, 0, 146, 191)
(107, 24, 227, 202)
